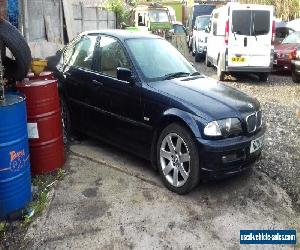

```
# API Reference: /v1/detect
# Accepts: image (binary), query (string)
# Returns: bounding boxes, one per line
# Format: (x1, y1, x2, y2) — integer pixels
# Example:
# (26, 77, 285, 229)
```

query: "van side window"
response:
(212, 12, 218, 36)
(212, 21, 217, 35)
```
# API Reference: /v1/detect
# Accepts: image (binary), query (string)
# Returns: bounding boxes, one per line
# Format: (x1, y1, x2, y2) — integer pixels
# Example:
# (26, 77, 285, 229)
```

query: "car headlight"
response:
(204, 118, 242, 137)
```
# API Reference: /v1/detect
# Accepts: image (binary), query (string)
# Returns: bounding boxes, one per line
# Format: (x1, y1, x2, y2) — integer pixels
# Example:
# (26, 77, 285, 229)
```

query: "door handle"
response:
(244, 37, 247, 47)
(92, 80, 103, 86)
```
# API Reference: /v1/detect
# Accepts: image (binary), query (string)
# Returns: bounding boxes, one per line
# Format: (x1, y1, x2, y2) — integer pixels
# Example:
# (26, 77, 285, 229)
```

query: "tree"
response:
(240, 0, 299, 21)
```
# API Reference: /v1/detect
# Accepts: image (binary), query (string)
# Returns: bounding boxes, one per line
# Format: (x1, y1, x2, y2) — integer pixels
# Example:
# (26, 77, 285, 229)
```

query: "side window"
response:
(212, 12, 219, 36)
(99, 36, 130, 78)
(69, 35, 97, 69)
(212, 20, 217, 35)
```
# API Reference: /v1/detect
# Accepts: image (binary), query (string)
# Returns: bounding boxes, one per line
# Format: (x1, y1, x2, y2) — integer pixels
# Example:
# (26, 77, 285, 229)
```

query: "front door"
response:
(91, 35, 148, 156)
(63, 34, 98, 132)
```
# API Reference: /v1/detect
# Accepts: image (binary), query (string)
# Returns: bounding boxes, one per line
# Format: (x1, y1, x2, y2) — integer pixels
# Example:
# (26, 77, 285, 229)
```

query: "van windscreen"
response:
(232, 10, 270, 36)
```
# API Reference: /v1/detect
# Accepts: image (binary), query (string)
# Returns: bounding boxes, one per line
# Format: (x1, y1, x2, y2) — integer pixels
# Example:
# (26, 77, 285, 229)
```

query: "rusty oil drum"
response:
(26, 71, 54, 81)
(16, 79, 64, 174)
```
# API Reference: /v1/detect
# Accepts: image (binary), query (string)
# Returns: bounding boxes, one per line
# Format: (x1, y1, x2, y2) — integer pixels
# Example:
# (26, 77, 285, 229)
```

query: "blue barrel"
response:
(0, 93, 31, 219)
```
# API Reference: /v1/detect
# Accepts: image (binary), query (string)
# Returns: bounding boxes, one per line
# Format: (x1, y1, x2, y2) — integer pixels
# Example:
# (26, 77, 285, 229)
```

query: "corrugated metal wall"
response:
(72, 3, 116, 37)
(25, 0, 63, 43)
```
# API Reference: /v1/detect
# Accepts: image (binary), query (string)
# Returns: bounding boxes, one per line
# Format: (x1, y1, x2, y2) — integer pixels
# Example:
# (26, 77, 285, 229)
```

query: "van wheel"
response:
(195, 53, 202, 62)
(205, 54, 212, 67)
(217, 58, 226, 81)
(292, 71, 300, 83)
(258, 73, 269, 82)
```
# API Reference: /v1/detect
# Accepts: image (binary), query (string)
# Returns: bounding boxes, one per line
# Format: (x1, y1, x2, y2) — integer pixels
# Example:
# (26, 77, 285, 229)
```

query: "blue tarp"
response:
(7, 0, 18, 28)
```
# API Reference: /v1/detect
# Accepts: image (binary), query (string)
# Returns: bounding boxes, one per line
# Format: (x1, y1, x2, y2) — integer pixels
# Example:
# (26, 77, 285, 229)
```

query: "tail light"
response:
(289, 48, 297, 60)
(225, 19, 229, 45)
(271, 20, 275, 45)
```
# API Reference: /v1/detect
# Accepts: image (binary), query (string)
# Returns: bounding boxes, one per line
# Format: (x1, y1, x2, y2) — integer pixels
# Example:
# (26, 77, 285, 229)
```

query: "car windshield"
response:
(196, 16, 210, 31)
(148, 10, 169, 23)
(282, 31, 300, 44)
(126, 38, 197, 82)
(232, 10, 270, 36)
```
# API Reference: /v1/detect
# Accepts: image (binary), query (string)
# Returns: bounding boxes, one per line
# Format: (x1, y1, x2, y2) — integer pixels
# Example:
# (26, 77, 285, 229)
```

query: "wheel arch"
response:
(150, 108, 203, 169)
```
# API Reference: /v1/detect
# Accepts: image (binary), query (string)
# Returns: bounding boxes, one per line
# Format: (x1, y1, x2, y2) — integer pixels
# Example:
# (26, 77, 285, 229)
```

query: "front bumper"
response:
(273, 59, 291, 71)
(226, 66, 272, 73)
(196, 42, 207, 55)
(196, 127, 266, 179)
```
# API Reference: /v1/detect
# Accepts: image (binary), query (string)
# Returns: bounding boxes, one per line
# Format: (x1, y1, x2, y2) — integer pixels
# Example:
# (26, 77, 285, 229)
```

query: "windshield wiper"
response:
(190, 72, 201, 76)
(163, 72, 191, 80)
(252, 13, 257, 41)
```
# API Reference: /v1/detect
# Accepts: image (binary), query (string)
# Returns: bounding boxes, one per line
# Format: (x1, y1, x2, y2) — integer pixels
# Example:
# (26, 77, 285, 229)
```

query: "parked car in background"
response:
(57, 30, 265, 194)
(172, 21, 187, 35)
(186, 4, 215, 51)
(287, 18, 300, 31)
(291, 45, 300, 83)
(275, 26, 295, 45)
(192, 15, 210, 62)
(206, 3, 274, 82)
(274, 31, 300, 71)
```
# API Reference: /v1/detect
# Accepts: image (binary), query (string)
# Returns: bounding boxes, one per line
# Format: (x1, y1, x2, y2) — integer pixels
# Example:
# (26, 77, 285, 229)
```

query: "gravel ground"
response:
(193, 58, 300, 211)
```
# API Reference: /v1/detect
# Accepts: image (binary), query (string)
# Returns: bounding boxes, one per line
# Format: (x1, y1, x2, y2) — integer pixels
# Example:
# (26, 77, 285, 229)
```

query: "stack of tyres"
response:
(0, 93, 31, 220)
(16, 79, 65, 175)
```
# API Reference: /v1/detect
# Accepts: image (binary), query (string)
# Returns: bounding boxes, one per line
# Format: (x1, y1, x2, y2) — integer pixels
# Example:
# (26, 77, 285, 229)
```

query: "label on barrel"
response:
(27, 123, 39, 139)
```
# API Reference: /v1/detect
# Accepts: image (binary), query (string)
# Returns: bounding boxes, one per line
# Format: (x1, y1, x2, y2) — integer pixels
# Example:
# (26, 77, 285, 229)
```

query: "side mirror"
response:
(117, 67, 134, 83)
(205, 26, 210, 33)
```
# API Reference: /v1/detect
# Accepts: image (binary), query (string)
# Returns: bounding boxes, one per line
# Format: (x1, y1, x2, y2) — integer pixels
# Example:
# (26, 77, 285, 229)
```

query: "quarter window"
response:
(69, 35, 97, 69)
(99, 36, 130, 78)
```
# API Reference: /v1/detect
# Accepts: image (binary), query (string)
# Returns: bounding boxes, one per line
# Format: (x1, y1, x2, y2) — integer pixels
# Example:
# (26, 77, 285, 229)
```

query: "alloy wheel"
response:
(160, 133, 191, 187)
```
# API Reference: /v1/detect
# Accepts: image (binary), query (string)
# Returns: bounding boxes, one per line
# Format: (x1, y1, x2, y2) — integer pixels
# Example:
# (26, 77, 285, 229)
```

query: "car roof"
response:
(81, 29, 160, 41)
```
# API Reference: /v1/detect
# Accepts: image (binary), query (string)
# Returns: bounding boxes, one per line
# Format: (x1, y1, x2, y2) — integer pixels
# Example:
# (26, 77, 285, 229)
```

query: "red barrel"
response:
(27, 71, 55, 81)
(16, 79, 64, 175)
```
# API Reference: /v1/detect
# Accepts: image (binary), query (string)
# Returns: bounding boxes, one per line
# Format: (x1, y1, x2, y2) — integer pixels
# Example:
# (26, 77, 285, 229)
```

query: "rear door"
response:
(247, 7, 273, 67)
(229, 5, 273, 68)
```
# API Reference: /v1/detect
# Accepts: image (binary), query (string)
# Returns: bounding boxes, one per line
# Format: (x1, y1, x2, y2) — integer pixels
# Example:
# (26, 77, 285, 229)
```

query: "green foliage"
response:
(240, 0, 299, 21)
(0, 222, 6, 234)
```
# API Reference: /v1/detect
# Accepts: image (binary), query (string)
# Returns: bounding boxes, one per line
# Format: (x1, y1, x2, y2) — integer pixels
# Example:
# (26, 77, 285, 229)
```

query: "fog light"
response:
(222, 153, 239, 163)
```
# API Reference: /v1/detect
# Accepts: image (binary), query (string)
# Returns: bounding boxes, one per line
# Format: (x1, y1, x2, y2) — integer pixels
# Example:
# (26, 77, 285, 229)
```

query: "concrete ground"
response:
(24, 139, 299, 249)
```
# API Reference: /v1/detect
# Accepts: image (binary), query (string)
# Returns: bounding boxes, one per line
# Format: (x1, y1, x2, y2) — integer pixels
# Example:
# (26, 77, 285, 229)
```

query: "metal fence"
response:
(72, 3, 116, 37)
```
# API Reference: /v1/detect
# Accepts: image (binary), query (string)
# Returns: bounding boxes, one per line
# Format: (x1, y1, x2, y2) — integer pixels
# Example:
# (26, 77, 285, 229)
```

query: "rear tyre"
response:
(195, 53, 201, 62)
(205, 54, 212, 67)
(157, 123, 200, 194)
(258, 73, 269, 82)
(292, 71, 300, 83)
(217, 58, 226, 81)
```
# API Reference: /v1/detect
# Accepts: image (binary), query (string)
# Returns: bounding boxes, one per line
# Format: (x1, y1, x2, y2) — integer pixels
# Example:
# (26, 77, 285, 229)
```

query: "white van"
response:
(206, 3, 275, 82)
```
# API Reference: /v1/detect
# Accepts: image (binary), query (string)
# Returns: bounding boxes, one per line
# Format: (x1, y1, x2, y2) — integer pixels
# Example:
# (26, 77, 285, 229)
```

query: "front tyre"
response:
(157, 123, 200, 194)
(292, 71, 300, 83)
(217, 58, 226, 81)
(258, 73, 269, 82)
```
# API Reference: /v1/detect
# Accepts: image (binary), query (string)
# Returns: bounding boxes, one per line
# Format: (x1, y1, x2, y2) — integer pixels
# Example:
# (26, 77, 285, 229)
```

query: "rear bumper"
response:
(196, 127, 266, 179)
(226, 66, 272, 73)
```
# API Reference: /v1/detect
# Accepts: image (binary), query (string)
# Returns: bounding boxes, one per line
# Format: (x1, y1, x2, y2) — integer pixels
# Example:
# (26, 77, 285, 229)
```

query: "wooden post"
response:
(0, 0, 7, 20)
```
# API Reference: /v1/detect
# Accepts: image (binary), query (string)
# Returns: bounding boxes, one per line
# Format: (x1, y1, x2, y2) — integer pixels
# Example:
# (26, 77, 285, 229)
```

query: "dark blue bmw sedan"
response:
(57, 30, 265, 194)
